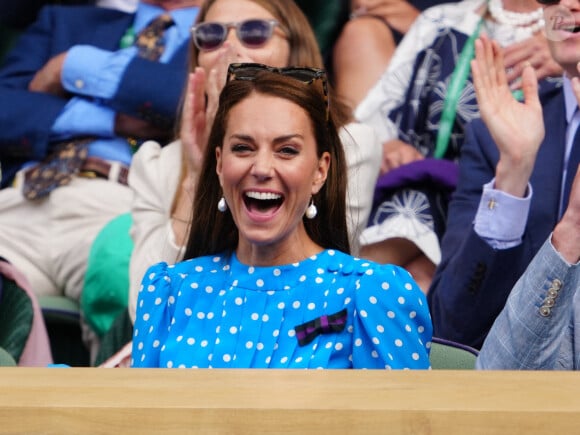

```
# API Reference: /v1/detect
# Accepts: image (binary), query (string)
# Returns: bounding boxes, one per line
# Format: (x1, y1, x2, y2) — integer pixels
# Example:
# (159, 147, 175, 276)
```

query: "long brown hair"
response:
(183, 71, 350, 260)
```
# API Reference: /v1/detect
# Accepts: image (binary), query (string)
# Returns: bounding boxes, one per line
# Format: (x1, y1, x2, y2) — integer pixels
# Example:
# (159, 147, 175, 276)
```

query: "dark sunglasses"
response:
(191, 19, 282, 51)
(227, 62, 330, 121)
(535, 0, 559, 5)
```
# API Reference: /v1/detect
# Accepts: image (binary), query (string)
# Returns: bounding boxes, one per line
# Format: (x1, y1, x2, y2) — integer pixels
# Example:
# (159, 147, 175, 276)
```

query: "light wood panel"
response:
(0, 368, 579, 434)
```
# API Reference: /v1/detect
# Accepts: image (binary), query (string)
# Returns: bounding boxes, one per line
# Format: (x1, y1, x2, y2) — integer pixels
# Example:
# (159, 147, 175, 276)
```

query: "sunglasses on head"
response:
(226, 62, 330, 121)
(191, 19, 281, 51)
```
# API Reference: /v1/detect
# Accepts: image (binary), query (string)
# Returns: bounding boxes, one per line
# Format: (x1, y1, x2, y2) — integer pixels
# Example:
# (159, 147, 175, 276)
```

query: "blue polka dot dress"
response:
(131, 249, 432, 369)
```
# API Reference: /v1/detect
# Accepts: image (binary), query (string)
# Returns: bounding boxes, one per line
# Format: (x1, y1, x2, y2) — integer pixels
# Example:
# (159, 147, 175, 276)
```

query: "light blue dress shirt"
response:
(51, 3, 198, 164)
(474, 76, 580, 249)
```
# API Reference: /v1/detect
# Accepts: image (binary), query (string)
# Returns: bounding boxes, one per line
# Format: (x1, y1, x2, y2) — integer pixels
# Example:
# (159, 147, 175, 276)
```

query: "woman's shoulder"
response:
(327, 250, 410, 278)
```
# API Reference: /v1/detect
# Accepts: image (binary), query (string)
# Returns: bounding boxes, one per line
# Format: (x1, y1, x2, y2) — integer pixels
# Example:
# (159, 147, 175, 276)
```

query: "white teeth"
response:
(245, 191, 282, 200)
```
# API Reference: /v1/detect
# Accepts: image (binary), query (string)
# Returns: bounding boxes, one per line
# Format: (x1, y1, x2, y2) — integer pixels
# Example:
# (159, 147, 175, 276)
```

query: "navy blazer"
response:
(428, 83, 569, 349)
(0, 5, 190, 187)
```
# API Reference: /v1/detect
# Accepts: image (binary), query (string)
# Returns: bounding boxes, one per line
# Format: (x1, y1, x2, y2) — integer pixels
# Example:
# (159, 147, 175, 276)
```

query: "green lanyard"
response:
(434, 18, 483, 159)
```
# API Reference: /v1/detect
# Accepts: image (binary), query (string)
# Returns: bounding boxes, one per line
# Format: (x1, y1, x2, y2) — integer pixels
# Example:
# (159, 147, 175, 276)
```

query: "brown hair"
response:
(174, 0, 350, 135)
(183, 71, 350, 260)
(189, 0, 323, 71)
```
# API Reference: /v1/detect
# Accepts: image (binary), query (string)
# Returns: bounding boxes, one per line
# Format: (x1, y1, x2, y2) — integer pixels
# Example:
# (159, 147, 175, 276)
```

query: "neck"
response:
(236, 228, 324, 267)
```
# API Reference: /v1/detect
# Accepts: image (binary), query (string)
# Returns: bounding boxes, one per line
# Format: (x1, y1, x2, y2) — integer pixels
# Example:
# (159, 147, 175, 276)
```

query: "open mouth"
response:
(244, 191, 284, 215)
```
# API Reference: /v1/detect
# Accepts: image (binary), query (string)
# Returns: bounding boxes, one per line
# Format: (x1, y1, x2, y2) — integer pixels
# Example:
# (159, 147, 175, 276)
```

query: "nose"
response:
(224, 26, 242, 48)
(250, 150, 274, 180)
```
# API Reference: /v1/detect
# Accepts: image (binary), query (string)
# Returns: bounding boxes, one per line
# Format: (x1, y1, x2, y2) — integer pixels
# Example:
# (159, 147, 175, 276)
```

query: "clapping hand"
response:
(471, 35, 545, 198)
(502, 31, 563, 89)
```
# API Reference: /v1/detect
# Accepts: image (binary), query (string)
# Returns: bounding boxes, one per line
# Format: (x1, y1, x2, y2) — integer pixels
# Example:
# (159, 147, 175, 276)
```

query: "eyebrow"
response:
(228, 134, 305, 144)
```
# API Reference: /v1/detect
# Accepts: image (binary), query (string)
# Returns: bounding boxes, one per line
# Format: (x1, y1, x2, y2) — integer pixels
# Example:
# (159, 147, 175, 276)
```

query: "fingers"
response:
(520, 62, 540, 110)
(471, 37, 490, 110)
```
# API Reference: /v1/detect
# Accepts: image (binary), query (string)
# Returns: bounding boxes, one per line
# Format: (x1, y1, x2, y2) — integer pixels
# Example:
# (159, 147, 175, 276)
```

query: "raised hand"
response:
(471, 35, 545, 197)
(544, 62, 580, 263)
(180, 67, 208, 183)
(502, 31, 563, 88)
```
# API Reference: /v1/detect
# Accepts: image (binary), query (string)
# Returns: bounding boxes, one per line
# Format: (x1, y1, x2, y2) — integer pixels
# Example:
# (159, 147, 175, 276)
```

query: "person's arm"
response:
(353, 263, 432, 369)
(0, 6, 71, 160)
(131, 261, 176, 368)
(477, 164, 580, 369)
(128, 140, 184, 324)
(428, 36, 547, 347)
(475, 236, 579, 370)
(339, 123, 381, 254)
(351, 0, 420, 35)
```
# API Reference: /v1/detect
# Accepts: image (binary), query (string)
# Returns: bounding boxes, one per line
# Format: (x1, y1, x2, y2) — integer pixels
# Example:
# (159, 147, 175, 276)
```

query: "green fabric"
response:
(0, 347, 16, 366)
(429, 341, 478, 370)
(0, 277, 33, 363)
(81, 213, 133, 338)
(294, 0, 349, 58)
(94, 309, 134, 367)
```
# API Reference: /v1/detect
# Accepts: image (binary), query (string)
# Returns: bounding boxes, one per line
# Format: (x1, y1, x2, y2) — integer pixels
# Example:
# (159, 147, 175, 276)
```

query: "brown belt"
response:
(79, 157, 129, 186)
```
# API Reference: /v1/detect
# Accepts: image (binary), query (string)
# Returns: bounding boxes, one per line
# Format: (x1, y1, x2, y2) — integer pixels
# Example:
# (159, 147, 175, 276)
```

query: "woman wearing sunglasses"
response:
(131, 65, 432, 369)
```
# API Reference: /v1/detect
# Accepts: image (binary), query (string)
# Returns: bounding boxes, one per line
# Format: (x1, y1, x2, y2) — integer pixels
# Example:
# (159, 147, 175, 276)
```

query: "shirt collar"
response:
(134, 3, 199, 40)
(563, 75, 579, 124)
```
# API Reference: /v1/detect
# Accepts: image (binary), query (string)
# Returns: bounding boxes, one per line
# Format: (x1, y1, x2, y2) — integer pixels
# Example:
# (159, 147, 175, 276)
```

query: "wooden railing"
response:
(0, 368, 579, 434)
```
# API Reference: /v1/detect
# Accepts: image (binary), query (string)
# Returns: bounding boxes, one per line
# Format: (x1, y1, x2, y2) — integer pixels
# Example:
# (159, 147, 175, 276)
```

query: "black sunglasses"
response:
(227, 62, 330, 121)
(191, 19, 282, 51)
(536, 0, 559, 5)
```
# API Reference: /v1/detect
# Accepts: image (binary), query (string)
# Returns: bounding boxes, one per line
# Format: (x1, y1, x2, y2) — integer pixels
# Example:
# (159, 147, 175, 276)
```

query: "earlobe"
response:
(312, 152, 331, 194)
(216, 146, 223, 185)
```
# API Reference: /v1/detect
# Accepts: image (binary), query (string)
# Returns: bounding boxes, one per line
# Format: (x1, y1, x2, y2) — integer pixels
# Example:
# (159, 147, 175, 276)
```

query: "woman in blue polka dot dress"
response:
(131, 64, 433, 369)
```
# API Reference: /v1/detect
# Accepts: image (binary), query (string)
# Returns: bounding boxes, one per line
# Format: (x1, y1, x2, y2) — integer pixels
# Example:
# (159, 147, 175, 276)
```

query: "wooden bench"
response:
(0, 368, 579, 434)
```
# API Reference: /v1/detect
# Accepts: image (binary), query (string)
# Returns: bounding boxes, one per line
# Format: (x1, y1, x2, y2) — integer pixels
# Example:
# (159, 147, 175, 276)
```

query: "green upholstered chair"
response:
(429, 337, 479, 370)
(294, 0, 350, 64)
(38, 295, 89, 366)
(0, 347, 16, 366)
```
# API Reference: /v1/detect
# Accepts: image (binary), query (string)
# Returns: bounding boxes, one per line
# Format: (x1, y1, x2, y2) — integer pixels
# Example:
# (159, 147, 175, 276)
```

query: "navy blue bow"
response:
(294, 309, 348, 346)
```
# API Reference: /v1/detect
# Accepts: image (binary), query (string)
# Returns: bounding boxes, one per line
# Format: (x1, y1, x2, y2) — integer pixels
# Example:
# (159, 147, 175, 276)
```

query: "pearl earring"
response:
(305, 199, 317, 219)
(217, 197, 227, 212)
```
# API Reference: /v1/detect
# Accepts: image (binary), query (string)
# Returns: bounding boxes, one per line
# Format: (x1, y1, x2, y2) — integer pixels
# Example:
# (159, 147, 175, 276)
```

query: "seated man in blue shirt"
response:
(427, 0, 579, 349)
(0, 0, 200, 356)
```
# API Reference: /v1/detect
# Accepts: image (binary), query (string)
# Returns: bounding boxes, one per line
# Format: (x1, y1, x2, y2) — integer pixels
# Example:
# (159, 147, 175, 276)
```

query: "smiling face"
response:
(543, 0, 580, 77)
(215, 92, 330, 264)
(197, 0, 291, 72)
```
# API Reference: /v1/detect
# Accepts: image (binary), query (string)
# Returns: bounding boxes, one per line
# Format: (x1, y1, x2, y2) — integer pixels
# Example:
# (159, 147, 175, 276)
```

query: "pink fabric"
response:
(0, 261, 53, 366)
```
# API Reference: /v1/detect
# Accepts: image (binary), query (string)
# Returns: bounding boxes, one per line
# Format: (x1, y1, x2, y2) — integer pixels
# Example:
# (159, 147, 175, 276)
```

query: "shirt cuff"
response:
(51, 97, 116, 139)
(474, 178, 532, 248)
(62, 45, 137, 99)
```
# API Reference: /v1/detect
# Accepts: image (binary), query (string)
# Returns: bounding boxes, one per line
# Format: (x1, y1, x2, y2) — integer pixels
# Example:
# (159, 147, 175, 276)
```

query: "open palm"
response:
(471, 36, 544, 164)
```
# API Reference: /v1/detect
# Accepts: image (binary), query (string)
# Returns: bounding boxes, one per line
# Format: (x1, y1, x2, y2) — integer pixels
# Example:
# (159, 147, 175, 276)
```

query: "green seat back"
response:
(82, 212, 133, 338)
(429, 337, 478, 370)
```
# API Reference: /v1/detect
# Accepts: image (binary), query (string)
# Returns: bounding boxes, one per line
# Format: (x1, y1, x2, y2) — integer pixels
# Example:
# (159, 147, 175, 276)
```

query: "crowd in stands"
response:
(0, 0, 578, 372)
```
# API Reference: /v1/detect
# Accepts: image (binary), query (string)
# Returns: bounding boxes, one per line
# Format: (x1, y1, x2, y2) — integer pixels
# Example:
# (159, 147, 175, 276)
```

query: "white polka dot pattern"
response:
(131, 250, 432, 369)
